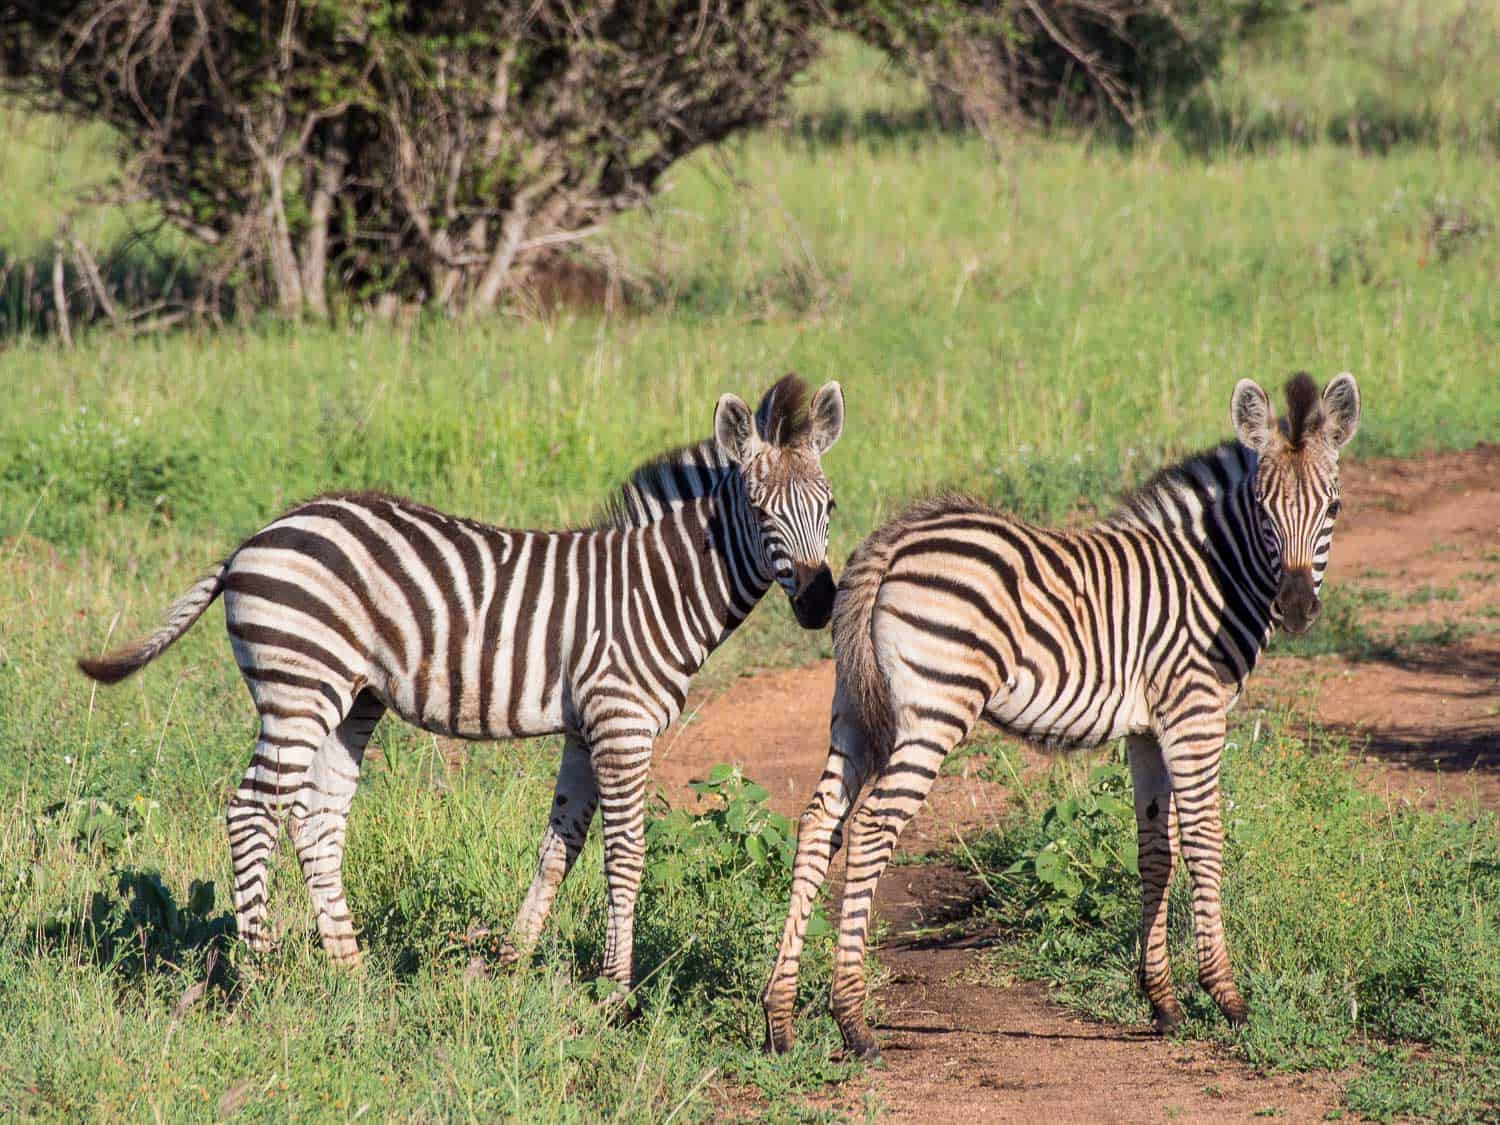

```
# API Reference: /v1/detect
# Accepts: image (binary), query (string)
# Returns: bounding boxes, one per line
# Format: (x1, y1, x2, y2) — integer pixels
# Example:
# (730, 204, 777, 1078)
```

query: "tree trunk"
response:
(51, 243, 72, 346)
(263, 156, 305, 314)
(300, 130, 348, 319)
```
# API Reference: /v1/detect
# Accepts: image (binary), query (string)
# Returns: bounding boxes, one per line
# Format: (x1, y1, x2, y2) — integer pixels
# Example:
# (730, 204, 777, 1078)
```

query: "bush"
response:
(0, 1, 825, 317)
(840, 0, 1303, 132)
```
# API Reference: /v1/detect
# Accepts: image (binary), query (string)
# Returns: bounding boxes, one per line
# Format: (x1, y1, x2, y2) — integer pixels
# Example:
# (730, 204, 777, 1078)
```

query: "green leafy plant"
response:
(647, 763, 802, 901)
(1001, 759, 1138, 926)
(638, 764, 833, 1038)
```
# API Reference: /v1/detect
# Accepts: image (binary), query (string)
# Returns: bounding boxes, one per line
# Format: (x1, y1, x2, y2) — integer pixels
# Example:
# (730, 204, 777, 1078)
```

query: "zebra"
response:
(763, 372, 1360, 1060)
(79, 373, 845, 992)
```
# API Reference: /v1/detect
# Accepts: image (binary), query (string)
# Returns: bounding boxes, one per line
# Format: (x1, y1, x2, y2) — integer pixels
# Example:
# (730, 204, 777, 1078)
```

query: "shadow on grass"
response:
(35, 868, 240, 1005)
(1163, 96, 1500, 158)
(785, 104, 957, 148)
(786, 90, 1500, 160)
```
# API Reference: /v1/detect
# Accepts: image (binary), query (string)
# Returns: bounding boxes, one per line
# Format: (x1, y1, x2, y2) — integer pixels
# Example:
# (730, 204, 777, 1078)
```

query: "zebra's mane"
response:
(595, 438, 733, 531)
(1109, 441, 1256, 531)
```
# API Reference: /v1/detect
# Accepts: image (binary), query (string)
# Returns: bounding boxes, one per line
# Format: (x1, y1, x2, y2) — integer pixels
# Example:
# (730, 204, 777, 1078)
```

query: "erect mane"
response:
(1109, 441, 1257, 530)
(595, 438, 733, 530)
(1281, 371, 1322, 449)
(757, 372, 812, 447)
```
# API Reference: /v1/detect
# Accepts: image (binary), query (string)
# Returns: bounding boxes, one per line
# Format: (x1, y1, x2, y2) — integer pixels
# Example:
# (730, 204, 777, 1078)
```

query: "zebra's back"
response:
(866, 498, 1197, 750)
(225, 492, 585, 740)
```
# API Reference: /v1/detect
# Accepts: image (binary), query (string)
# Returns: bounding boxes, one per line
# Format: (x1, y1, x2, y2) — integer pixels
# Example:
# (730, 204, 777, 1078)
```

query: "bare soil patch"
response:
(1251, 443, 1500, 811)
(656, 446, 1498, 1122)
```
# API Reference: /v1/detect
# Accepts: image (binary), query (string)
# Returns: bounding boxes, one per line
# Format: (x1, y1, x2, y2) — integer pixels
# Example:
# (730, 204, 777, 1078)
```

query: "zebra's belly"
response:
(375, 671, 568, 742)
(982, 673, 1150, 750)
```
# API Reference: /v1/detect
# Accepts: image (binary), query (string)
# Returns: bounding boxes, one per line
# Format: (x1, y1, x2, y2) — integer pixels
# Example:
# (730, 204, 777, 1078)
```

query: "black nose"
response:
(1275, 569, 1321, 636)
(791, 564, 836, 629)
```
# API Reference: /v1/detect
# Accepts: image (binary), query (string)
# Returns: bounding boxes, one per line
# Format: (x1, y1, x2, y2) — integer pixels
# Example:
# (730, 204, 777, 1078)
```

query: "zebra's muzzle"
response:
(1275, 569, 1320, 635)
(790, 563, 836, 629)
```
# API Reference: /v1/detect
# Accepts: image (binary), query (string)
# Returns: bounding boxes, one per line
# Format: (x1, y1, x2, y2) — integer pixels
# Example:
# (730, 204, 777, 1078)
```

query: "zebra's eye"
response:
(1327, 499, 1342, 519)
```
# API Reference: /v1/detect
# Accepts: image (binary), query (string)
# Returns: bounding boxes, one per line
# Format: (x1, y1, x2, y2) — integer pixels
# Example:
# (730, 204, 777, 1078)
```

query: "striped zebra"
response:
(764, 372, 1360, 1060)
(79, 374, 845, 991)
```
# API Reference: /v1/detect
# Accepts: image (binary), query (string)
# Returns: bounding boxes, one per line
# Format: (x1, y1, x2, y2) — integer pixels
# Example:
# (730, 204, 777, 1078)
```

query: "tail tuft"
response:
(77, 562, 229, 686)
(78, 653, 148, 684)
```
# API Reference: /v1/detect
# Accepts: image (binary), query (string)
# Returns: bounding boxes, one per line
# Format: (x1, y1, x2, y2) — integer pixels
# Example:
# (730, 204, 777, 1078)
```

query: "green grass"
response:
(0, 728, 851, 1119)
(3, 1, 1500, 1119)
(1177, 0, 1500, 153)
(967, 718, 1500, 1122)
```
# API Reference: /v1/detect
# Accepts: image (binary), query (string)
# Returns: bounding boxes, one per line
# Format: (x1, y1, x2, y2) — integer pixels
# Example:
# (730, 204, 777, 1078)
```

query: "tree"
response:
(839, 0, 1300, 134)
(0, 1, 824, 317)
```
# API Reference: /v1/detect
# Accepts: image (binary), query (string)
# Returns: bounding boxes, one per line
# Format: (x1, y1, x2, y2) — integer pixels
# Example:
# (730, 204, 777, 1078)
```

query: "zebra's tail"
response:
(831, 523, 902, 761)
(78, 561, 230, 684)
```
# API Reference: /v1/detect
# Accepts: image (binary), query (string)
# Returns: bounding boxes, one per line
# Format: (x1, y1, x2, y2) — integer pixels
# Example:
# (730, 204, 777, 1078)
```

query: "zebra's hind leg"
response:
(828, 713, 967, 1061)
(228, 712, 331, 956)
(288, 691, 385, 967)
(1160, 701, 1248, 1028)
(1127, 732, 1184, 1033)
(497, 735, 599, 969)
(226, 786, 282, 955)
(763, 687, 874, 1055)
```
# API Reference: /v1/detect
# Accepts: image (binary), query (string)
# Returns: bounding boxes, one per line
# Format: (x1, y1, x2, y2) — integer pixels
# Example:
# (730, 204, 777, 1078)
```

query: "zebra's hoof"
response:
(850, 1041, 883, 1065)
(590, 978, 640, 1024)
(1221, 999, 1250, 1030)
(763, 1022, 794, 1055)
(838, 1026, 882, 1064)
(493, 942, 523, 970)
(1151, 1002, 1186, 1035)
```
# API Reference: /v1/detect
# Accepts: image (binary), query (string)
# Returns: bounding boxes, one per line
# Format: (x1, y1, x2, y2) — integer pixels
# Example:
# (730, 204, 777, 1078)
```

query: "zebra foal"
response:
(764, 372, 1360, 1060)
(80, 374, 845, 992)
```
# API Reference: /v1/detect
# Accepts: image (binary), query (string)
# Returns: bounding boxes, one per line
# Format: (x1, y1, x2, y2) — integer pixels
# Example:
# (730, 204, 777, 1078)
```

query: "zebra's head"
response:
(1231, 371, 1361, 635)
(713, 374, 845, 629)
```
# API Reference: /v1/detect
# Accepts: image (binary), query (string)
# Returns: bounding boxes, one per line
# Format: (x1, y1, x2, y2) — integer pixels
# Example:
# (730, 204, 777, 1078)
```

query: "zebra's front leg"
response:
(1160, 703, 1248, 1027)
(591, 732, 653, 995)
(498, 736, 599, 969)
(1127, 732, 1184, 1033)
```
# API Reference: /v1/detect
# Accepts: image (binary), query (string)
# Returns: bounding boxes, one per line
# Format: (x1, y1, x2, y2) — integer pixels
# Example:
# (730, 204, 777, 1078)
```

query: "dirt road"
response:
(655, 445, 1500, 1123)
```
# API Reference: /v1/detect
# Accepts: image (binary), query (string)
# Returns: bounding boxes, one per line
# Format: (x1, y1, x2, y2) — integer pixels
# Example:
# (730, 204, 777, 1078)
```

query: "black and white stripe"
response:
(764, 373, 1360, 1059)
(81, 374, 845, 987)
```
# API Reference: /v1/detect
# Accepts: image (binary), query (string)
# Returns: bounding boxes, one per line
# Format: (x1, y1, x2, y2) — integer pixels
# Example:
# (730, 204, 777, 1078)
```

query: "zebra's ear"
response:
(1230, 379, 1274, 453)
(807, 381, 845, 456)
(1321, 373, 1360, 449)
(714, 393, 760, 464)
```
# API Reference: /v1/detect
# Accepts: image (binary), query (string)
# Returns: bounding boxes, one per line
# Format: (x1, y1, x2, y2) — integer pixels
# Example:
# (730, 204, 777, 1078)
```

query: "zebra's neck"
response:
(601, 438, 731, 530)
(625, 470, 774, 680)
(1118, 443, 1281, 680)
